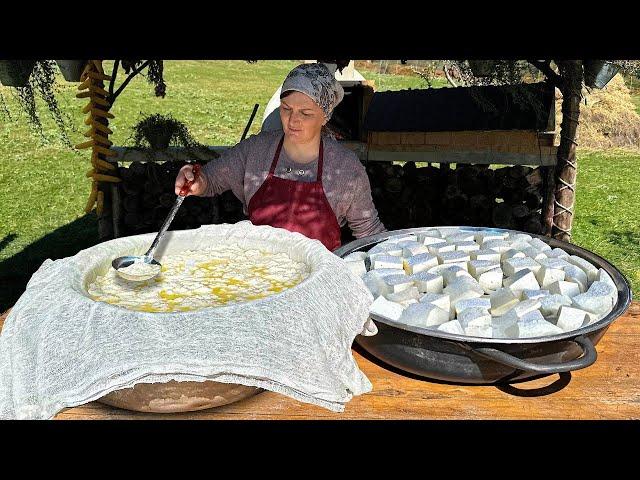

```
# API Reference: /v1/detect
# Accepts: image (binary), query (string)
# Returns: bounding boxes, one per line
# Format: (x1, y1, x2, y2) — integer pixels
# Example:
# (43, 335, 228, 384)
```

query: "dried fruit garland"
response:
(75, 60, 120, 216)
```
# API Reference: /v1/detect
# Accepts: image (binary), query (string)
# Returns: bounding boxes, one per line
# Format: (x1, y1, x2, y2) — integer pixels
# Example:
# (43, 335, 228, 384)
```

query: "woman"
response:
(175, 62, 386, 251)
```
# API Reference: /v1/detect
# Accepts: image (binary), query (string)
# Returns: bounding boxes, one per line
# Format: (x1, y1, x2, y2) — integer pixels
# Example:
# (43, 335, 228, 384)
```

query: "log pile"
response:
(114, 160, 545, 238)
(116, 161, 241, 237)
(366, 163, 545, 234)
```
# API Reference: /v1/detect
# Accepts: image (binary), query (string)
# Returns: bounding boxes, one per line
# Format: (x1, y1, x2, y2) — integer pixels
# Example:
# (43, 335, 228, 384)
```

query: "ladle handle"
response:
(144, 163, 200, 260)
(179, 163, 201, 197)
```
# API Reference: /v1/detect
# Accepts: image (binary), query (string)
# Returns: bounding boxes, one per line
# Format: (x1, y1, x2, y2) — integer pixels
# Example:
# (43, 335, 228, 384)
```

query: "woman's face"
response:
(280, 91, 326, 144)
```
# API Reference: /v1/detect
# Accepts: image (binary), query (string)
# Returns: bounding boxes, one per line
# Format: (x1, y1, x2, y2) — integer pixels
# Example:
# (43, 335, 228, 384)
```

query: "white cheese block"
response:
(539, 294, 574, 317)
(482, 239, 512, 253)
(444, 232, 477, 242)
(500, 299, 543, 324)
(547, 248, 570, 259)
(469, 260, 501, 278)
(521, 246, 548, 261)
(535, 265, 566, 288)
(440, 265, 473, 286)
(399, 302, 449, 328)
(419, 292, 451, 313)
(438, 251, 472, 264)
(385, 286, 421, 303)
(403, 253, 439, 274)
(517, 311, 564, 338)
(562, 265, 588, 292)
(571, 281, 617, 315)
(343, 251, 368, 262)
(522, 289, 551, 301)
(403, 245, 431, 257)
(528, 237, 552, 252)
(548, 280, 581, 298)
(444, 277, 485, 307)
(490, 287, 520, 316)
(344, 260, 367, 278)
(369, 296, 404, 321)
(428, 243, 457, 255)
(453, 241, 481, 253)
(478, 268, 503, 293)
(567, 255, 599, 283)
(465, 323, 494, 337)
(417, 231, 443, 242)
(458, 307, 492, 328)
(388, 235, 419, 244)
(503, 269, 541, 295)
(382, 274, 415, 293)
(471, 249, 503, 263)
(538, 257, 572, 270)
(475, 231, 509, 243)
(508, 233, 533, 242)
(502, 248, 526, 260)
(421, 236, 447, 247)
(455, 298, 492, 316)
(597, 268, 616, 291)
(371, 255, 404, 270)
(503, 257, 542, 277)
(556, 306, 589, 332)
(410, 271, 444, 294)
(437, 320, 465, 335)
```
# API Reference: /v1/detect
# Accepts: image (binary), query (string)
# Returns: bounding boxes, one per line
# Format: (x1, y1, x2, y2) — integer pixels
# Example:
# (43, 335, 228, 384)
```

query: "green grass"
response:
(572, 149, 640, 293)
(0, 61, 638, 311)
(360, 71, 446, 91)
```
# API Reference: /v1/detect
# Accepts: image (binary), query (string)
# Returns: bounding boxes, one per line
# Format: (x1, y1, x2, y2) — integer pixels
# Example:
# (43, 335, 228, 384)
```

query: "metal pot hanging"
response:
(0, 60, 36, 87)
(583, 60, 620, 89)
(55, 60, 87, 82)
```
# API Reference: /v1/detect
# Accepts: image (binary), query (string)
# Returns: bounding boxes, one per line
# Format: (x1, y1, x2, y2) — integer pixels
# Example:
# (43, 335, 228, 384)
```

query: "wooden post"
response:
(541, 165, 556, 236)
(552, 60, 582, 242)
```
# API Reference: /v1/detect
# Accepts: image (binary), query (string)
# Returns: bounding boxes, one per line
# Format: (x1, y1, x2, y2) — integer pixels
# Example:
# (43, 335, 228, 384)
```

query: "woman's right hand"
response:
(175, 164, 207, 196)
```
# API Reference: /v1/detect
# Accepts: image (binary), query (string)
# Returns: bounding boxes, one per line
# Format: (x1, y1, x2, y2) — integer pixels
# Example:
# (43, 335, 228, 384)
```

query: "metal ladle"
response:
(112, 163, 201, 282)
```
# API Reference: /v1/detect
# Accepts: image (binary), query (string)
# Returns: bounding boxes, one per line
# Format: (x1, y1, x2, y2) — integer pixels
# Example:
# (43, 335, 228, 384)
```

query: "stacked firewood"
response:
(117, 161, 216, 236)
(115, 160, 544, 238)
(366, 163, 545, 234)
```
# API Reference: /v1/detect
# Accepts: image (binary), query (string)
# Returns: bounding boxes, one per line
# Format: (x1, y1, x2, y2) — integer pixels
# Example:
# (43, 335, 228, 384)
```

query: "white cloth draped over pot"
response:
(0, 221, 373, 419)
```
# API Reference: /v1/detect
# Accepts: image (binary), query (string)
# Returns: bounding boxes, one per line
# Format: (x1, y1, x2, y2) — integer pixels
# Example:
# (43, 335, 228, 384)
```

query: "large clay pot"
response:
(0, 309, 263, 414)
(98, 380, 263, 413)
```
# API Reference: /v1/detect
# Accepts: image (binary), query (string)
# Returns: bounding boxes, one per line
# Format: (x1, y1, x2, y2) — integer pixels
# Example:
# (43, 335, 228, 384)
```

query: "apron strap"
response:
(268, 135, 285, 175)
(317, 138, 324, 180)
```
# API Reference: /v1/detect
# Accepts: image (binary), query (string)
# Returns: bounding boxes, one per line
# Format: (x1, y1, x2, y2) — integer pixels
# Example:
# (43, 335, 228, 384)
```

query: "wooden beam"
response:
(552, 60, 582, 242)
(109, 144, 556, 166)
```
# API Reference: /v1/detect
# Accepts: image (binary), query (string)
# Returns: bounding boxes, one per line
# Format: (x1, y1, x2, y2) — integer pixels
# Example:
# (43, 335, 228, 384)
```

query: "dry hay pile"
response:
(555, 75, 640, 151)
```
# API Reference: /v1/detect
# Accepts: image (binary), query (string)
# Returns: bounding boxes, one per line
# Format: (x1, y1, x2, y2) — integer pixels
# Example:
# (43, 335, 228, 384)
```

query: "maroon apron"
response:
(248, 135, 341, 251)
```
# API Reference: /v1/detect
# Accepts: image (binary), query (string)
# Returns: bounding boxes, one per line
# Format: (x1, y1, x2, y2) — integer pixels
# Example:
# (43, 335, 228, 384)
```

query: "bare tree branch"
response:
(111, 60, 150, 102)
(443, 61, 459, 87)
(108, 59, 119, 99)
(527, 60, 562, 87)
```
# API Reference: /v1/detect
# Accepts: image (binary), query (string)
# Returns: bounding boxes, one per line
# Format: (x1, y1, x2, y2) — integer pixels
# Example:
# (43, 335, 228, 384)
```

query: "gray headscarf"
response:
(280, 63, 345, 120)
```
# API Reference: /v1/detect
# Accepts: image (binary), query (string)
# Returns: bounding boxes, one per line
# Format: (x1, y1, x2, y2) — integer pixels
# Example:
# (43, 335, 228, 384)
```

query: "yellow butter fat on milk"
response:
(88, 245, 310, 312)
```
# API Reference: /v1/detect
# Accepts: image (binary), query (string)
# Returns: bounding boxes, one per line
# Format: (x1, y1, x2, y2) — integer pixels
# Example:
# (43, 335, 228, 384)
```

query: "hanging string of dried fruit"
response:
(75, 60, 120, 217)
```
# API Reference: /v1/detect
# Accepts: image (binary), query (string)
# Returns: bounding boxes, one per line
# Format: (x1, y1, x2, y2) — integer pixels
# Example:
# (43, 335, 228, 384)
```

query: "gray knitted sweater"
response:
(201, 130, 386, 238)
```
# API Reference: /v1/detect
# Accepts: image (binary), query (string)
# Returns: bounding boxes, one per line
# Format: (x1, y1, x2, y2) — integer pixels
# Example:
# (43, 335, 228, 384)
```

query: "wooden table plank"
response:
(1, 303, 639, 420)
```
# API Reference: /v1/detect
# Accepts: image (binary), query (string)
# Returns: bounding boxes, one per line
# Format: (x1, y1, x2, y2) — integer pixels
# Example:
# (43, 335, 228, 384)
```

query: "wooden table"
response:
(1, 303, 639, 420)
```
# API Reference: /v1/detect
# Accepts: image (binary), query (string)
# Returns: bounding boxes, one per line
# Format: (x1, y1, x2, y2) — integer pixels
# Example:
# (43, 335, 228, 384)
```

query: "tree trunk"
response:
(551, 60, 582, 242)
(541, 165, 555, 236)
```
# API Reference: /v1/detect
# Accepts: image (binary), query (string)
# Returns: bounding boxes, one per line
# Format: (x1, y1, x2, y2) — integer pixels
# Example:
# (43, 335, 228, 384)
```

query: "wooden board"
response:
(1, 303, 639, 420)
(110, 144, 556, 166)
